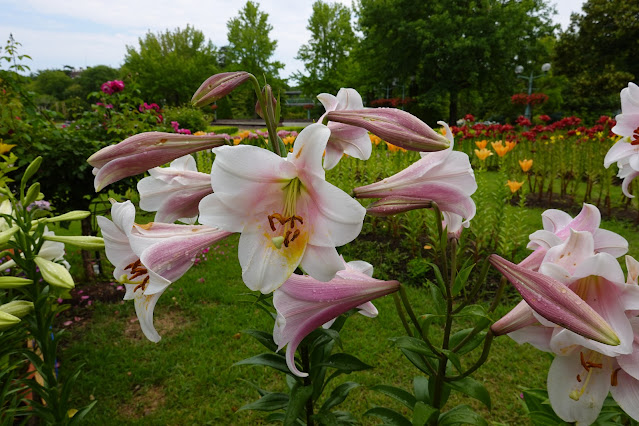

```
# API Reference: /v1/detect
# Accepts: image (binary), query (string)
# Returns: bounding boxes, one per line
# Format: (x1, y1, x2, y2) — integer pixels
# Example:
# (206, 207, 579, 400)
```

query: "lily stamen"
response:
(611, 368, 621, 386)
(283, 230, 292, 247)
(570, 352, 604, 401)
(133, 276, 150, 293)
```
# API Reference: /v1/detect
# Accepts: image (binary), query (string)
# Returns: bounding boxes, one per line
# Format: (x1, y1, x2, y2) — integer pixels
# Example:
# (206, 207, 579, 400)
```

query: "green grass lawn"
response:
(57, 168, 639, 424)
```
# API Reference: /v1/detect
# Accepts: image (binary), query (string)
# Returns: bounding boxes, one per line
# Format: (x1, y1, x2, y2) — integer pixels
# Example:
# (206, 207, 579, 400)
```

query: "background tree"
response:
(553, 0, 638, 119)
(123, 25, 219, 105)
(294, 0, 357, 96)
(32, 70, 72, 100)
(225, 1, 284, 117)
(355, 0, 555, 123)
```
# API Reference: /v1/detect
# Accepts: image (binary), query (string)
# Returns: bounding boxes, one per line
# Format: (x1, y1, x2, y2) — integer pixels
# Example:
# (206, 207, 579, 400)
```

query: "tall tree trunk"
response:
(449, 88, 459, 124)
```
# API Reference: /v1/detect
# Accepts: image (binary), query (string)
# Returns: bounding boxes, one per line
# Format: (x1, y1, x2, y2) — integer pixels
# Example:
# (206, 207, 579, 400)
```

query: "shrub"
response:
(163, 106, 212, 132)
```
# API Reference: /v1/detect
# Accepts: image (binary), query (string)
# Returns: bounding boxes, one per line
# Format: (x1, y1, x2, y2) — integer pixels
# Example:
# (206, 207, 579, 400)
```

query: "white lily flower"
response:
(198, 123, 366, 293)
(98, 200, 231, 342)
(137, 155, 212, 224)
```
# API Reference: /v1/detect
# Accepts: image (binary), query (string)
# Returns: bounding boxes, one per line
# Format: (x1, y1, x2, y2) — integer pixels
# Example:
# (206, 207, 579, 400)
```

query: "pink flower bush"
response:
(100, 80, 125, 95)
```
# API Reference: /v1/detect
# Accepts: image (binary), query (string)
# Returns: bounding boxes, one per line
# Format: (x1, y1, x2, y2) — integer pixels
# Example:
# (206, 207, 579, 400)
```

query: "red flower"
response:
(539, 114, 551, 122)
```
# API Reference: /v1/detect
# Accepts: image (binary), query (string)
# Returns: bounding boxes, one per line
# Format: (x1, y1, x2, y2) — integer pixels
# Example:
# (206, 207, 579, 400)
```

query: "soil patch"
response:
(119, 385, 166, 419)
(58, 282, 125, 329)
(124, 309, 189, 341)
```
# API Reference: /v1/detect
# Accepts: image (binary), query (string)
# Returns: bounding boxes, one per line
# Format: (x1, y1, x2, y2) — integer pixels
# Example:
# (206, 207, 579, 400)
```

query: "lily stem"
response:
(301, 344, 314, 426)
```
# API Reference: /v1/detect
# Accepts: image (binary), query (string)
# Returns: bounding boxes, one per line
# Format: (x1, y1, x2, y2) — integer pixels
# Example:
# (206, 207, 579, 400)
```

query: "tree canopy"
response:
(355, 0, 556, 122)
(294, 0, 357, 96)
(553, 0, 638, 117)
(123, 25, 219, 105)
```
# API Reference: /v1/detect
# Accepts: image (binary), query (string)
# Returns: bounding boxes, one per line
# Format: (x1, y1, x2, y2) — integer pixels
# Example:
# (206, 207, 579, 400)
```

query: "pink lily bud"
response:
(191, 71, 252, 107)
(326, 108, 450, 152)
(489, 254, 620, 346)
(365, 196, 432, 217)
(491, 299, 538, 335)
(273, 262, 400, 377)
(88, 132, 226, 191)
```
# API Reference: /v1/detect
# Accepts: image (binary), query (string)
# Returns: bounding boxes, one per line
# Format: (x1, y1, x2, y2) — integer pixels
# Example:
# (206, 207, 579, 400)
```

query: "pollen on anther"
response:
(576, 374, 581, 382)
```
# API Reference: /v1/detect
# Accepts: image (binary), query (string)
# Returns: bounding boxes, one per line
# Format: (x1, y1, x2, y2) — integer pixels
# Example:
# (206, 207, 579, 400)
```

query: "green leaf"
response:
(449, 328, 487, 355)
(238, 392, 289, 412)
(452, 263, 475, 297)
(412, 401, 439, 426)
(413, 376, 430, 404)
(446, 377, 491, 410)
(364, 407, 412, 426)
(242, 329, 278, 352)
(438, 404, 487, 426)
(528, 411, 570, 426)
(440, 350, 463, 374)
(235, 353, 295, 376)
(427, 263, 447, 295)
(320, 382, 359, 412)
(455, 304, 492, 322)
(428, 282, 446, 316)
(318, 353, 373, 372)
(370, 385, 416, 410)
(283, 384, 313, 425)
(391, 336, 438, 358)
(400, 349, 434, 376)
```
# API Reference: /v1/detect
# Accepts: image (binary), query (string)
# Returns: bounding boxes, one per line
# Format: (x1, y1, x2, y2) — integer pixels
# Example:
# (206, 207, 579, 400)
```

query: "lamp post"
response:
(515, 63, 550, 120)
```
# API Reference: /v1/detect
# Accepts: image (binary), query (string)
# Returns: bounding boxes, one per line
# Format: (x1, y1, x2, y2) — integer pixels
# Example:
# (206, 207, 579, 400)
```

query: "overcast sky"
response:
(1, 0, 585, 79)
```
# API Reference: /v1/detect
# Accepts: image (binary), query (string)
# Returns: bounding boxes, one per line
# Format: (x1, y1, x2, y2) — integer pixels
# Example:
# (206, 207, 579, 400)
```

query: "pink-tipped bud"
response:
(191, 72, 252, 107)
(489, 254, 620, 346)
(88, 132, 226, 191)
(365, 196, 432, 217)
(326, 108, 450, 152)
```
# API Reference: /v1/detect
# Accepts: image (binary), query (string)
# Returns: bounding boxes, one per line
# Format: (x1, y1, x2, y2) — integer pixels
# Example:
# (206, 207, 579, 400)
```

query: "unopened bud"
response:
(365, 196, 432, 217)
(0, 311, 20, 330)
(0, 300, 34, 318)
(44, 211, 91, 223)
(326, 109, 450, 152)
(43, 235, 105, 250)
(191, 72, 252, 107)
(0, 276, 33, 289)
(23, 182, 41, 208)
(34, 256, 75, 290)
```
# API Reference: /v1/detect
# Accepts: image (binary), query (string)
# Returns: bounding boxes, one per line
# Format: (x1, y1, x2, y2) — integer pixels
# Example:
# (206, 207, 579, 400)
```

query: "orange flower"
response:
(233, 138, 242, 145)
(519, 158, 533, 172)
(369, 134, 382, 145)
(475, 148, 493, 161)
(385, 142, 406, 153)
(238, 130, 251, 139)
(506, 180, 524, 193)
(193, 131, 207, 136)
(475, 140, 487, 149)
(491, 141, 509, 157)
(505, 140, 517, 152)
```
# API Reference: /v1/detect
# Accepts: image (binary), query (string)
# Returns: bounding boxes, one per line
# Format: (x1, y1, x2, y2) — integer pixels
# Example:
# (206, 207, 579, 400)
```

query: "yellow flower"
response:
(491, 141, 509, 157)
(238, 130, 251, 139)
(506, 180, 524, 193)
(282, 135, 296, 145)
(519, 158, 533, 172)
(193, 131, 206, 136)
(474, 148, 493, 161)
(233, 138, 242, 145)
(475, 140, 487, 149)
(0, 143, 16, 156)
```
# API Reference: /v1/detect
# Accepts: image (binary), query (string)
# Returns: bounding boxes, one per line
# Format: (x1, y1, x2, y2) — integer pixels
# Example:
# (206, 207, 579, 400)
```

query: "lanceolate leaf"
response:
(235, 353, 295, 376)
(238, 392, 289, 412)
(283, 384, 313, 425)
(242, 329, 278, 353)
(412, 401, 439, 426)
(364, 407, 412, 426)
(320, 382, 359, 412)
(370, 385, 416, 410)
(446, 376, 491, 409)
(438, 405, 487, 426)
(317, 353, 373, 372)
